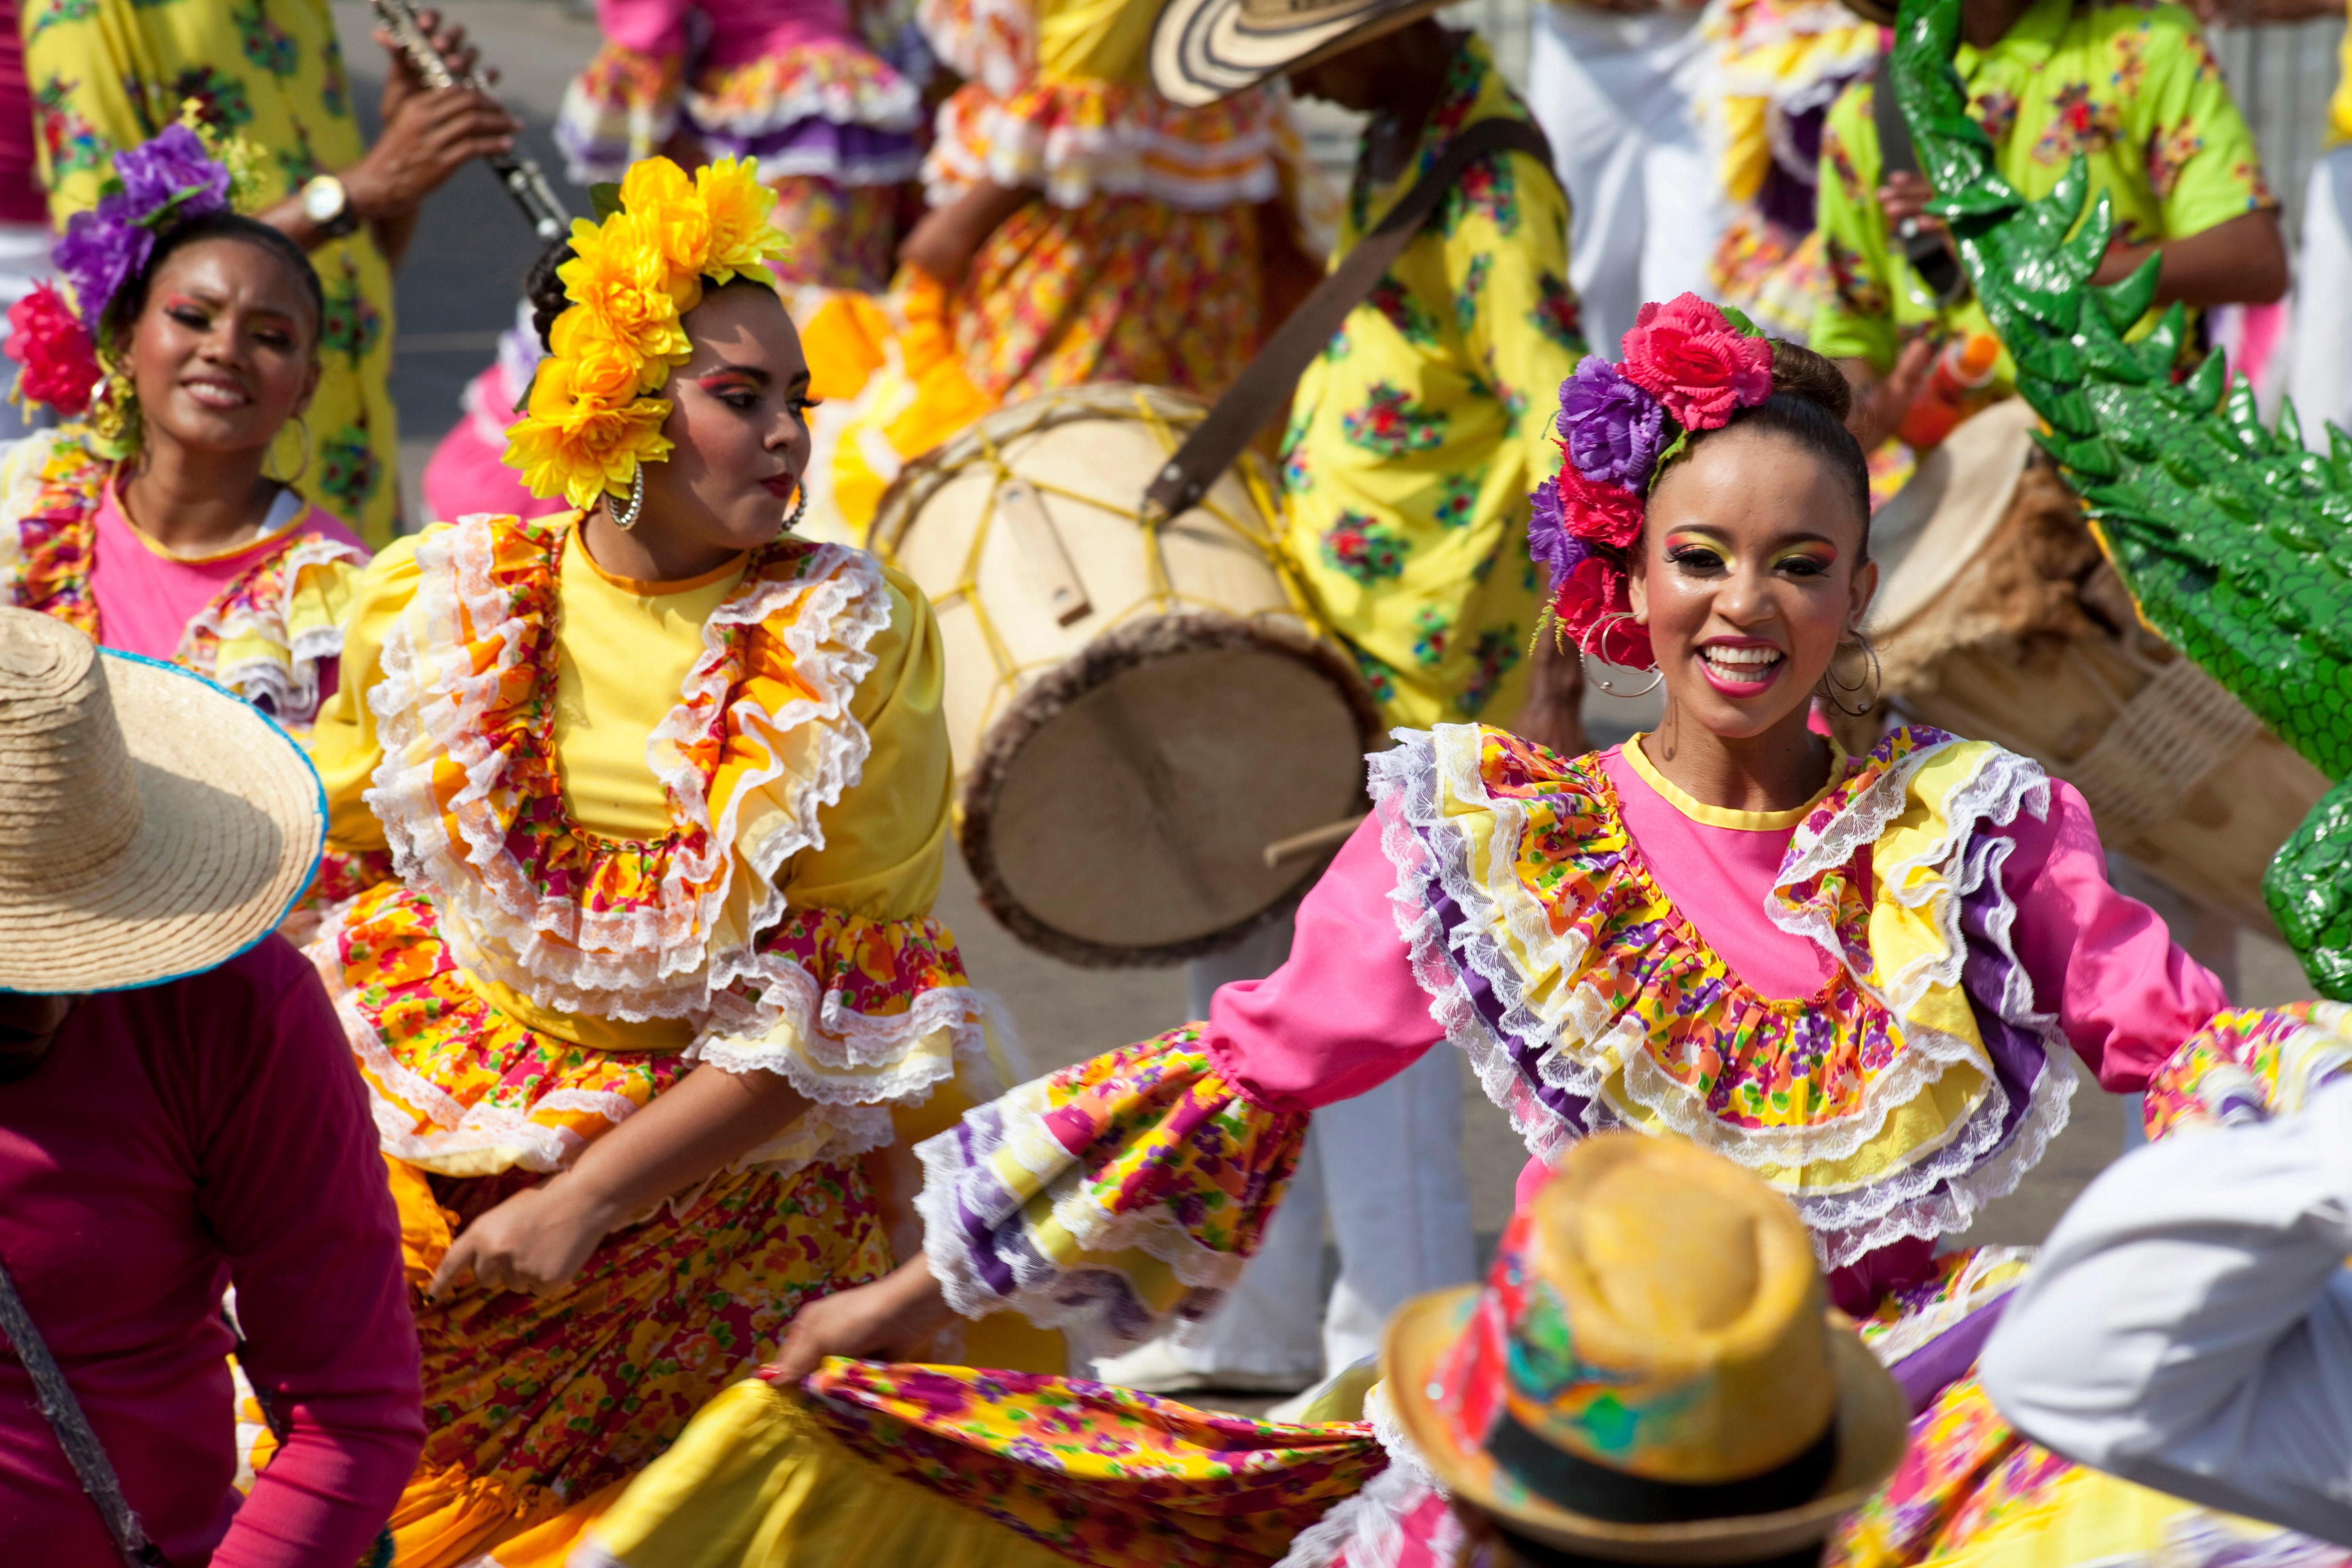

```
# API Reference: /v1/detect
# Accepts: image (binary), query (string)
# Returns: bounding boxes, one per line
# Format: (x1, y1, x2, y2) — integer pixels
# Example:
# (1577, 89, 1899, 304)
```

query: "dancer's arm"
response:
(428, 1064, 816, 1301)
(899, 180, 1038, 290)
(1981, 1079, 2352, 1545)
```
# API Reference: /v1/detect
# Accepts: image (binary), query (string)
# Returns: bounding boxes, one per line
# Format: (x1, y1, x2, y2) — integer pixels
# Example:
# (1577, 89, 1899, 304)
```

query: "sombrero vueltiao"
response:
(1150, 0, 1469, 108)
(0, 608, 324, 994)
(1385, 1134, 1910, 1564)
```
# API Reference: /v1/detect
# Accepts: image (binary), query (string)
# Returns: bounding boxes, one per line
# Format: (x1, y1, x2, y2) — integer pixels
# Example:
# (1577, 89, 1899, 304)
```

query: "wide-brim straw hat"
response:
(0, 608, 324, 993)
(1150, 0, 1465, 108)
(1385, 1135, 1910, 1565)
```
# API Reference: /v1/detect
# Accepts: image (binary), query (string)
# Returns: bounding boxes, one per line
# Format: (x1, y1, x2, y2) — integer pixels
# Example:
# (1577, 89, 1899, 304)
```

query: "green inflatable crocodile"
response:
(1885, 0, 2352, 998)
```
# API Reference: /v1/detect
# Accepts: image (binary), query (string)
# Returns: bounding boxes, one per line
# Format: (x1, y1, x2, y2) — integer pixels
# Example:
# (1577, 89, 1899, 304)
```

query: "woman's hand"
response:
(763, 1254, 958, 1384)
(343, 88, 520, 226)
(1838, 338, 1937, 454)
(427, 1178, 620, 1302)
(375, 7, 492, 122)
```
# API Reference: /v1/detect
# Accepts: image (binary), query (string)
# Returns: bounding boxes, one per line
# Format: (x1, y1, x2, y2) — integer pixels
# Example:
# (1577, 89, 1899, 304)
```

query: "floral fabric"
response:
(0, 427, 365, 731)
(1280, 37, 1585, 730)
(1811, 0, 2273, 378)
(375, 1129, 894, 1568)
(2139, 1001, 2352, 1140)
(1371, 723, 2074, 1269)
(914, 1026, 1310, 1346)
(24, 0, 402, 543)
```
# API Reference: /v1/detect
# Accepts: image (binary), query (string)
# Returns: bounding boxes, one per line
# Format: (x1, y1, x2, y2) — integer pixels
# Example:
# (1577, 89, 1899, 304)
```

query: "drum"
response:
(869, 384, 1382, 968)
(1866, 399, 2331, 933)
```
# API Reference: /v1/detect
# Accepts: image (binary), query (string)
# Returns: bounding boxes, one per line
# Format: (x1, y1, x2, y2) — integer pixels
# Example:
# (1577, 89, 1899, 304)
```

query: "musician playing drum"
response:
(25, 0, 521, 545)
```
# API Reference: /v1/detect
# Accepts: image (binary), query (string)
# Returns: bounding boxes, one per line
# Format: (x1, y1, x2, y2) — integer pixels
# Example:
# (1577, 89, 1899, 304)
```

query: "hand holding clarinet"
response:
(258, 4, 528, 267)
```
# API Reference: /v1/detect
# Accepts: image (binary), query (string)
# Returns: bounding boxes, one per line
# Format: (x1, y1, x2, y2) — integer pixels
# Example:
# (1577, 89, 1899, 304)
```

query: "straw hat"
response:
(1385, 1134, 1909, 1565)
(0, 608, 323, 993)
(1150, 0, 1465, 108)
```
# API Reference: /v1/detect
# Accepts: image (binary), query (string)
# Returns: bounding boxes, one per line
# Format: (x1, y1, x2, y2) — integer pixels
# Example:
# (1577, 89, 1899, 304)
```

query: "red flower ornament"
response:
(1554, 463, 1645, 550)
(5, 282, 99, 416)
(1619, 293, 1773, 431)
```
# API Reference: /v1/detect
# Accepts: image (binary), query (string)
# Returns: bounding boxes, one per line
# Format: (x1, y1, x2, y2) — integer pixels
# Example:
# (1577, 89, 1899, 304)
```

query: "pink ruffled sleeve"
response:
(1992, 779, 2231, 1093)
(913, 818, 1441, 1344)
(1203, 816, 1446, 1111)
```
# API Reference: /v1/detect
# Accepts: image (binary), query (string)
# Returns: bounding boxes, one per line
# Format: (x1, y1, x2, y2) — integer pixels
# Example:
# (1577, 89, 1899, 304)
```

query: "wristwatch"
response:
(300, 174, 362, 241)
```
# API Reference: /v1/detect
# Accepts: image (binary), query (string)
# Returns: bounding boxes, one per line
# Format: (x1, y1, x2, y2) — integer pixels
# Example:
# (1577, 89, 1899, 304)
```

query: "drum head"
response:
(959, 613, 1378, 968)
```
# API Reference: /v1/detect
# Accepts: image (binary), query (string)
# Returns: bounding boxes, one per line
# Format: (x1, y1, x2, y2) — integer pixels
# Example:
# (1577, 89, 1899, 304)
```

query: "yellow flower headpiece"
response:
(503, 157, 790, 509)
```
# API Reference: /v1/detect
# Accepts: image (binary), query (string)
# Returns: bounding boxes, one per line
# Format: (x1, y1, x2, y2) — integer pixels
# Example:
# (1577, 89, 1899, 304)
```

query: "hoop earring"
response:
(609, 464, 646, 531)
(1579, 612, 1665, 698)
(779, 478, 808, 535)
(1819, 630, 1883, 716)
(268, 414, 310, 489)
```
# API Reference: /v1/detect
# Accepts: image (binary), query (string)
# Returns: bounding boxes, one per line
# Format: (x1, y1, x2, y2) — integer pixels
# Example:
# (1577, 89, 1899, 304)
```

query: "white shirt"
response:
(1979, 1079, 2352, 1547)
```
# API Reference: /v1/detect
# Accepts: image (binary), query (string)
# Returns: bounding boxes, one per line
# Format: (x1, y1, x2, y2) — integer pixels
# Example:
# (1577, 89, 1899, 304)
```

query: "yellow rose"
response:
(506, 392, 674, 509)
(548, 307, 646, 406)
(694, 157, 789, 285)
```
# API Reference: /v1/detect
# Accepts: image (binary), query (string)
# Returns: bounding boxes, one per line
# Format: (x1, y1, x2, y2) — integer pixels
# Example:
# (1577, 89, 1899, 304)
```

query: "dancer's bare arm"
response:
(428, 1064, 814, 1301)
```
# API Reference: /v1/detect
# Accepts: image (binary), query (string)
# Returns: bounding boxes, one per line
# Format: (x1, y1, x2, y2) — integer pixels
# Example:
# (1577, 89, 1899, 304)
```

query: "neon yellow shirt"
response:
(1810, 0, 2274, 378)
(1280, 36, 1584, 729)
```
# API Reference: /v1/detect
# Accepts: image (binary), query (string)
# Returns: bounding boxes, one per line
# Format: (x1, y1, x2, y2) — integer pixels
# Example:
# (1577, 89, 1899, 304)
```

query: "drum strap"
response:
(1871, 50, 1970, 306)
(1141, 115, 1559, 522)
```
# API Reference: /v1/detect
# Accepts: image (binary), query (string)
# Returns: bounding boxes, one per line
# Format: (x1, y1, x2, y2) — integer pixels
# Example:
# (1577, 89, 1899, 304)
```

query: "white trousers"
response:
(1526, 3, 1726, 358)
(2288, 145, 2352, 442)
(1161, 915, 1478, 1382)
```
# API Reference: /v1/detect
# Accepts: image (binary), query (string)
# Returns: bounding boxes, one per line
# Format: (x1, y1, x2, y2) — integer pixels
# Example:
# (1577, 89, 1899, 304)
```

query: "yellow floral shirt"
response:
(1810, 0, 2274, 379)
(25, 0, 403, 546)
(1279, 35, 1584, 729)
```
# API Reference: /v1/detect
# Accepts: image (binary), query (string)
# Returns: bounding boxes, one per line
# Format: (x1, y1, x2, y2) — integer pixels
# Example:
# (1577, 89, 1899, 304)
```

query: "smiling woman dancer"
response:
(0, 122, 366, 738)
(573, 295, 2343, 1568)
(303, 156, 1012, 1568)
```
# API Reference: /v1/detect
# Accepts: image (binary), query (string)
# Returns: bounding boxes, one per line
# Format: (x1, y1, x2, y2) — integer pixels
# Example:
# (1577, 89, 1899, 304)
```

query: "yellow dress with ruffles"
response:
(300, 510, 1037, 1568)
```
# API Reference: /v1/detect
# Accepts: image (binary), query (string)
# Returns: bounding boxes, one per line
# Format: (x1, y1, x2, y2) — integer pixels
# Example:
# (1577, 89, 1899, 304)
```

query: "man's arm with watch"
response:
(259, 8, 518, 266)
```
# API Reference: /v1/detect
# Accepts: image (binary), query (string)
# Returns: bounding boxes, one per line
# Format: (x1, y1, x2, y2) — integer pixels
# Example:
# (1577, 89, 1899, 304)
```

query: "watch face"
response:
(302, 178, 344, 224)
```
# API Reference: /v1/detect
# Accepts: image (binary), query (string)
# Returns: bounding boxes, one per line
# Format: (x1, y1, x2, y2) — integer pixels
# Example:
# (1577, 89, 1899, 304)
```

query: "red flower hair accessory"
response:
(1526, 294, 1773, 672)
(4, 283, 99, 417)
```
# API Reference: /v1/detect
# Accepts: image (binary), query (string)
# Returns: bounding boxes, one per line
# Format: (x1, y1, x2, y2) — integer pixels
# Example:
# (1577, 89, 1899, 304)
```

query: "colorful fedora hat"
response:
(1149, 0, 1467, 109)
(1385, 1134, 1909, 1565)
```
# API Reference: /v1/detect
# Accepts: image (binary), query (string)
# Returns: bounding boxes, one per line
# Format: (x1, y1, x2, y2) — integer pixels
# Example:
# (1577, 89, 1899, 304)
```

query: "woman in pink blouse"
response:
(2, 128, 368, 739)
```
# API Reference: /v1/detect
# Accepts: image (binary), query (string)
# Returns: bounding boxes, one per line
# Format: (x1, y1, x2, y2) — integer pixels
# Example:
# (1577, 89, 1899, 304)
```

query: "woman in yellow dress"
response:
(302, 156, 1018, 1568)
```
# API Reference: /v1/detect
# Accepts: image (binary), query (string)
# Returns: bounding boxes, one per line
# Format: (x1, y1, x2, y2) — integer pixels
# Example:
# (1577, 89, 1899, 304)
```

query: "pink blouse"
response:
(88, 482, 364, 661)
(596, 0, 862, 68)
(1203, 742, 2228, 1223)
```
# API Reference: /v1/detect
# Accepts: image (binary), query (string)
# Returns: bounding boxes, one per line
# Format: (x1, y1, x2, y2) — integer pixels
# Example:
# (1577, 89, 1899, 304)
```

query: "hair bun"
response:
(1766, 339, 1852, 424)
(525, 237, 573, 353)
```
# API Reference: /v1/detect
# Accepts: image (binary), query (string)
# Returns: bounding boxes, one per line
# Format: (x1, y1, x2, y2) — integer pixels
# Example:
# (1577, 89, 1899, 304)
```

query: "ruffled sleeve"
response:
(305, 532, 426, 855)
(686, 565, 1017, 1146)
(1986, 778, 2232, 1093)
(180, 521, 369, 736)
(556, 0, 690, 183)
(912, 820, 1438, 1344)
(916, 0, 1289, 209)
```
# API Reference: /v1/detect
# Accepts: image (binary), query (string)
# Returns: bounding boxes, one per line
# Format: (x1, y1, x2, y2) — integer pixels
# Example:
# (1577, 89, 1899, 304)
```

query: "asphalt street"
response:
(337, 0, 2319, 1308)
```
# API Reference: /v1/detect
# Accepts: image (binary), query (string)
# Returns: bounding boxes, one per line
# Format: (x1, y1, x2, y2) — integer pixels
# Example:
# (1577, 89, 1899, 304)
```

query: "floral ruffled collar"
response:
(365, 511, 896, 1023)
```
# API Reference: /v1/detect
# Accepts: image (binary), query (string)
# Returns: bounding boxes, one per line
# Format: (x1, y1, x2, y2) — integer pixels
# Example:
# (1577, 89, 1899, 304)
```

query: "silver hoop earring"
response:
(1820, 630, 1882, 716)
(609, 464, 646, 531)
(1578, 612, 1666, 698)
(779, 478, 808, 535)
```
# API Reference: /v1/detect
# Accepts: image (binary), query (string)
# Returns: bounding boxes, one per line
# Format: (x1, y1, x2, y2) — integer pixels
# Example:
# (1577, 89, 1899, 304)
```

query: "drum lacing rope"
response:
(2060, 645, 2266, 840)
(876, 387, 1323, 738)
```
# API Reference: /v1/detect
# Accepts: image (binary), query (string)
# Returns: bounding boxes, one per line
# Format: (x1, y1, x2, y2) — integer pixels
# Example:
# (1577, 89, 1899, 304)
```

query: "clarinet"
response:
(367, 0, 572, 242)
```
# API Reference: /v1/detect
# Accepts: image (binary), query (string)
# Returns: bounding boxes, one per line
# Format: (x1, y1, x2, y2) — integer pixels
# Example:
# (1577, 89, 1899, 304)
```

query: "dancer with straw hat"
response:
(0, 605, 422, 1567)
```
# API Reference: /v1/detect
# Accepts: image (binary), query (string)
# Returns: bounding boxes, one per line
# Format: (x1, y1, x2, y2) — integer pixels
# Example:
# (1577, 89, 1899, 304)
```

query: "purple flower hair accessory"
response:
(1526, 471, 1596, 583)
(1555, 358, 1667, 490)
(52, 124, 232, 333)
(115, 124, 232, 222)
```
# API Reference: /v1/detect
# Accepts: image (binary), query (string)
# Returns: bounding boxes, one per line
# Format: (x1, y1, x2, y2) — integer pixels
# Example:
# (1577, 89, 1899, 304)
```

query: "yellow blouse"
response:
(314, 528, 953, 925)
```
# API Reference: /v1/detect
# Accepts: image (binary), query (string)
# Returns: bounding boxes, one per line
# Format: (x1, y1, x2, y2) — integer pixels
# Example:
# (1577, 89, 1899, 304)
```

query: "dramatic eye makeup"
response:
(1770, 541, 1839, 576)
(694, 368, 765, 405)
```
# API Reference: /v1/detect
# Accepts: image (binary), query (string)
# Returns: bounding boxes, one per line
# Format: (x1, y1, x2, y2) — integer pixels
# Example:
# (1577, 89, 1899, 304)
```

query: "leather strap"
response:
(1870, 51, 1968, 306)
(0, 1255, 172, 1568)
(1141, 115, 1558, 522)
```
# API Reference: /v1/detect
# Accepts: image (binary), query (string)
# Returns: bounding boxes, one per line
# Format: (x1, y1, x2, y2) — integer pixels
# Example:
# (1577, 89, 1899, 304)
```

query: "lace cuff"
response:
(557, 41, 685, 183)
(2141, 1002, 2352, 1140)
(182, 533, 367, 735)
(688, 907, 1012, 1112)
(914, 1026, 1309, 1346)
(923, 80, 1284, 211)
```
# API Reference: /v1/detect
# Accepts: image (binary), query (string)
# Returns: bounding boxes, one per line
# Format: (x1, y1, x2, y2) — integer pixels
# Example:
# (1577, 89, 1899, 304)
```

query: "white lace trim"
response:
(686, 979, 1013, 1111)
(181, 533, 367, 728)
(914, 1079, 1248, 1343)
(922, 84, 1285, 211)
(683, 57, 923, 139)
(1276, 1382, 1454, 1568)
(364, 517, 893, 1022)
(1371, 726, 2079, 1268)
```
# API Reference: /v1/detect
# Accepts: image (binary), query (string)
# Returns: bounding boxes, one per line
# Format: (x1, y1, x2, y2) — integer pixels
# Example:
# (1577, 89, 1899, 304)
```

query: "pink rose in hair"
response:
(1618, 293, 1773, 431)
(1555, 463, 1643, 550)
(1549, 552, 1653, 669)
